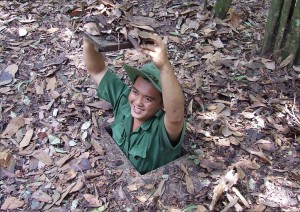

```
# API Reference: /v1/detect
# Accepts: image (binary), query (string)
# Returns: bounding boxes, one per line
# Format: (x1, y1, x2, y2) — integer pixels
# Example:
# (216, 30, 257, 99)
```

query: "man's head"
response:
(125, 63, 163, 123)
(124, 63, 162, 92)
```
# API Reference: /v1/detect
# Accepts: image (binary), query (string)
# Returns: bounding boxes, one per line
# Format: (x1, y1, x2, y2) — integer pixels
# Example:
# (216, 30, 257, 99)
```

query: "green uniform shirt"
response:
(97, 69, 185, 174)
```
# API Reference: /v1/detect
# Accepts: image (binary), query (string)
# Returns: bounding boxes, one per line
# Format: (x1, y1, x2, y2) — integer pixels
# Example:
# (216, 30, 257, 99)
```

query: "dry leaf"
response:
(256, 139, 276, 152)
(5, 64, 18, 77)
(241, 146, 272, 165)
(130, 22, 155, 31)
(56, 150, 78, 167)
(64, 169, 77, 182)
(32, 190, 52, 203)
(221, 126, 233, 137)
(212, 38, 224, 48)
(196, 205, 208, 212)
(201, 159, 226, 171)
(224, 170, 239, 189)
(185, 175, 195, 194)
(44, 190, 60, 210)
(127, 183, 145, 191)
(180, 163, 189, 175)
(228, 9, 240, 29)
(86, 101, 112, 110)
(223, 194, 241, 212)
(232, 187, 250, 208)
(168, 36, 181, 43)
(46, 77, 57, 92)
(149, 178, 167, 202)
(91, 139, 105, 156)
(19, 128, 34, 148)
(137, 30, 155, 39)
(0, 87, 11, 94)
(56, 182, 76, 205)
(136, 195, 147, 203)
(83, 23, 100, 36)
(47, 28, 59, 34)
(186, 61, 201, 68)
(1, 117, 25, 138)
(1, 197, 24, 210)
(261, 58, 275, 70)
(35, 79, 45, 94)
(83, 194, 102, 207)
(218, 138, 231, 146)
(32, 149, 53, 165)
(279, 54, 294, 68)
(0, 149, 12, 168)
(241, 111, 255, 119)
(209, 182, 226, 210)
(70, 178, 84, 193)
(180, 23, 189, 34)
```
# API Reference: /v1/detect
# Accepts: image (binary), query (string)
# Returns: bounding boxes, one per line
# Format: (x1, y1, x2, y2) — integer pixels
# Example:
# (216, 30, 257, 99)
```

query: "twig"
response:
(221, 196, 239, 212)
(284, 98, 300, 127)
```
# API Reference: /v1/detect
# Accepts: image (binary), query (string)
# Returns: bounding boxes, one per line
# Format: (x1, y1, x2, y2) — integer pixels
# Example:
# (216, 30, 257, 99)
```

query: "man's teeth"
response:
(135, 106, 142, 112)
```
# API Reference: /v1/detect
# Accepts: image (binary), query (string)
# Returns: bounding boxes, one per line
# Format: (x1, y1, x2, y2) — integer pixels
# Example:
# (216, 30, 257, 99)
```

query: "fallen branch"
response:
(284, 93, 300, 127)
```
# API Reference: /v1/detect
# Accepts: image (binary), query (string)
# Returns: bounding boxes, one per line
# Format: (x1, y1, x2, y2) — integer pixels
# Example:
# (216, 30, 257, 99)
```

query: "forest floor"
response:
(0, 0, 300, 211)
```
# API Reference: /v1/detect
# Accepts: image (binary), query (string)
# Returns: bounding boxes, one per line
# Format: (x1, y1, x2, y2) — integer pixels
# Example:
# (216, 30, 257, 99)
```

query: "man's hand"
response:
(140, 36, 171, 71)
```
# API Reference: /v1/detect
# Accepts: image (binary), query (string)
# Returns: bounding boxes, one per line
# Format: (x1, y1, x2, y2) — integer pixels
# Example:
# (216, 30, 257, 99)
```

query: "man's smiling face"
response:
(128, 76, 163, 124)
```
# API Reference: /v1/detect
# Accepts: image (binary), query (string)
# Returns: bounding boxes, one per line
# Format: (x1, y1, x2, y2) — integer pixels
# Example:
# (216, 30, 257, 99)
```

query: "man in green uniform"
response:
(83, 35, 185, 174)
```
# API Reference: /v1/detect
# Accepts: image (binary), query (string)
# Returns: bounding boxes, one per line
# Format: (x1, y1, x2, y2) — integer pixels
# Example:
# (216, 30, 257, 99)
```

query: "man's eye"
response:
(146, 97, 152, 102)
(132, 89, 137, 94)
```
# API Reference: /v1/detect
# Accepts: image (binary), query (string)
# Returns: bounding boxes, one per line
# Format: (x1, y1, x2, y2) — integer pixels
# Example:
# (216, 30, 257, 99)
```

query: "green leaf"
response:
(249, 178, 256, 190)
(53, 108, 58, 117)
(81, 131, 88, 140)
(91, 205, 106, 212)
(190, 144, 197, 149)
(188, 155, 198, 160)
(194, 149, 205, 157)
(231, 75, 247, 81)
(69, 140, 77, 147)
(193, 158, 200, 165)
(162, 174, 169, 179)
(48, 134, 61, 145)
(23, 95, 31, 105)
(181, 204, 199, 212)
(71, 199, 78, 210)
(81, 121, 91, 130)
(244, 21, 252, 27)
(54, 147, 67, 153)
(169, 31, 182, 36)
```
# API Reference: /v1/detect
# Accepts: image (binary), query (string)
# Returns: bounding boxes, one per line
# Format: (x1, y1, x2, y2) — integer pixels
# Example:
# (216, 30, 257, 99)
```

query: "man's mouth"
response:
(133, 105, 143, 114)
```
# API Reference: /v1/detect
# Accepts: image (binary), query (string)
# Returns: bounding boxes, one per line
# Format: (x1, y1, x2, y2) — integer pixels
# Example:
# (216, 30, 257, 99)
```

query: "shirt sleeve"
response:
(158, 113, 186, 151)
(96, 69, 129, 109)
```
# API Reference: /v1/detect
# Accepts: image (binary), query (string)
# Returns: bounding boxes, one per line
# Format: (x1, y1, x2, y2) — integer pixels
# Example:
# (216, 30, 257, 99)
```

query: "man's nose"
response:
(136, 96, 143, 106)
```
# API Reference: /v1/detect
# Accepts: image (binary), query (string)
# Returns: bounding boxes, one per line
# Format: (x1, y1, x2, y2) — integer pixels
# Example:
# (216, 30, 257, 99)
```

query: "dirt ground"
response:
(0, 0, 300, 211)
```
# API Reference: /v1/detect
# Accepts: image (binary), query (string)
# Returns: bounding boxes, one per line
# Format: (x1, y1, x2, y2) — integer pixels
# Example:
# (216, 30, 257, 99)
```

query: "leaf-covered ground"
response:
(0, 0, 300, 211)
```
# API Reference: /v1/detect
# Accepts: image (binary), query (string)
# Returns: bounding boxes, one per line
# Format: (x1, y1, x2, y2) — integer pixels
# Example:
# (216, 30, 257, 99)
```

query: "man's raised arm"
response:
(141, 36, 185, 142)
(83, 38, 108, 85)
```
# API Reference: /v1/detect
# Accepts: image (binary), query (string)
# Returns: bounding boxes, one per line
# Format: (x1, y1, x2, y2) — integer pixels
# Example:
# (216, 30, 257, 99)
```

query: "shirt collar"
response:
(140, 109, 164, 131)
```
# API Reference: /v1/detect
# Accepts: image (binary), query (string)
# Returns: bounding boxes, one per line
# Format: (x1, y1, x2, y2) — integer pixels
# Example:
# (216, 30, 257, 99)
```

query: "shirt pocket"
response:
(111, 122, 126, 146)
(128, 143, 148, 159)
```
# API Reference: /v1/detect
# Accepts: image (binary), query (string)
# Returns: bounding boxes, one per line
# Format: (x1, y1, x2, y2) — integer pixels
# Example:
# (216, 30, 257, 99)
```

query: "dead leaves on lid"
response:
(81, 1, 159, 48)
